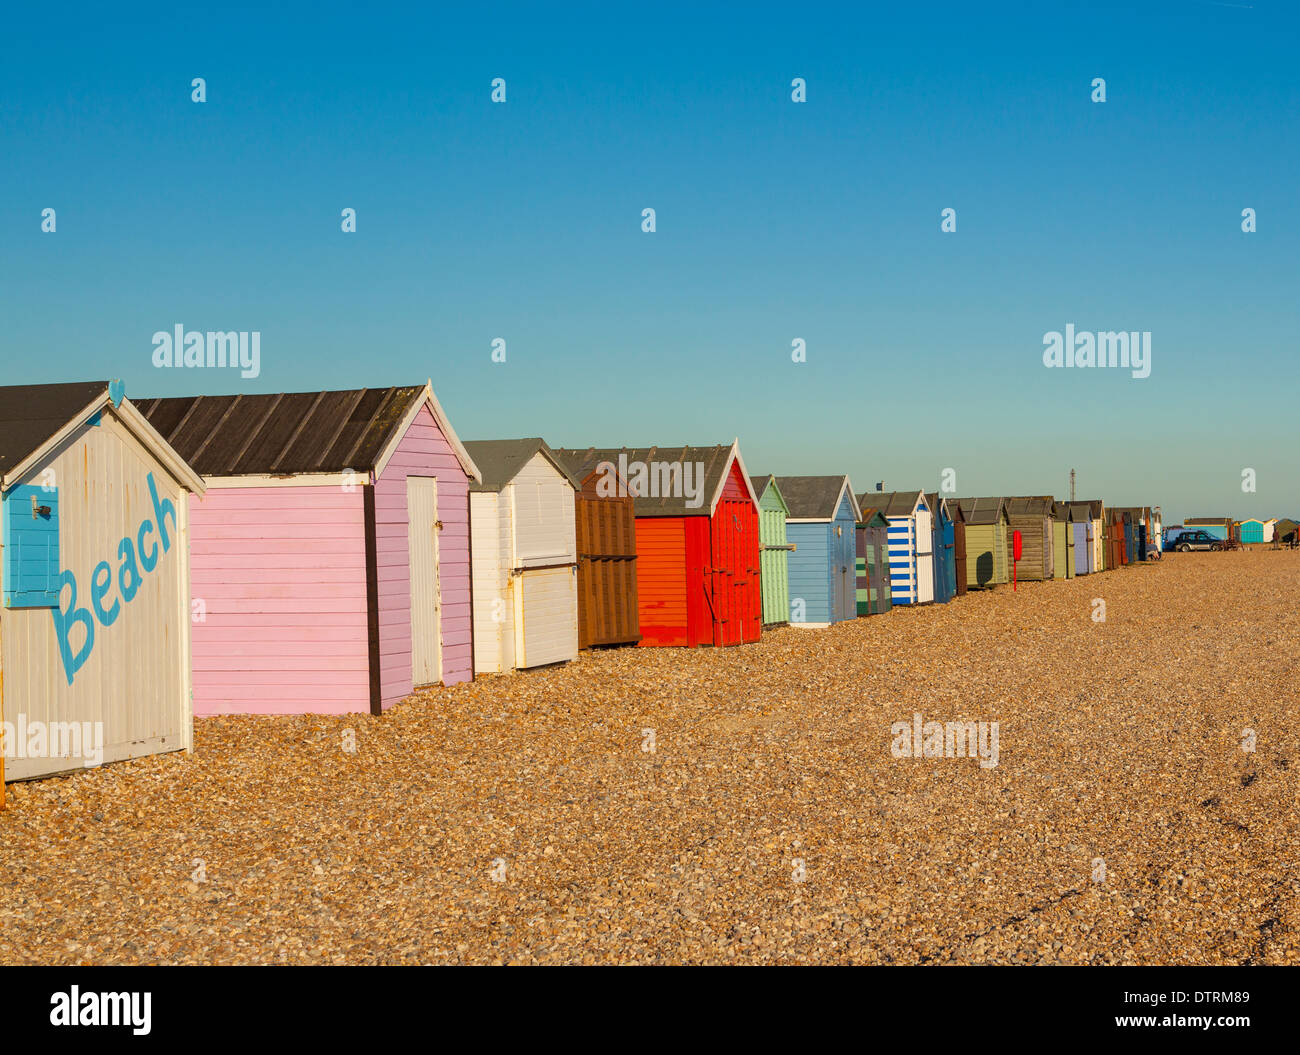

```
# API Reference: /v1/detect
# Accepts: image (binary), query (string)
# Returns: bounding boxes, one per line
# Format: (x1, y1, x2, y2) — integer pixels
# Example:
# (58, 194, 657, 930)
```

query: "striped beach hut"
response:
(140, 383, 480, 715)
(864, 491, 935, 606)
(466, 439, 581, 672)
(956, 497, 1009, 589)
(776, 475, 859, 627)
(1005, 497, 1054, 581)
(750, 475, 792, 627)
(855, 507, 893, 615)
(2, 381, 205, 787)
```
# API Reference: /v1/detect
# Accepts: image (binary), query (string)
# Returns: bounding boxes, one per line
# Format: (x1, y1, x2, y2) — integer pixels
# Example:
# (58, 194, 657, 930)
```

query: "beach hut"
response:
(865, 491, 935, 606)
(1005, 498, 1054, 581)
(1052, 501, 1074, 579)
(855, 507, 893, 615)
(1068, 502, 1095, 574)
(1273, 518, 1298, 547)
(546, 448, 640, 650)
(555, 444, 761, 647)
(925, 493, 958, 604)
(1263, 518, 1277, 543)
(1106, 508, 1130, 567)
(1238, 518, 1265, 545)
(2, 381, 204, 787)
(465, 439, 580, 673)
(749, 475, 791, 627)
(956, 497, 1009, 588)
(1088, 501, 1106, 571)
(952, 501, 968, 596)
(139, 383, 479, 715)
(776, 475, 859, 627)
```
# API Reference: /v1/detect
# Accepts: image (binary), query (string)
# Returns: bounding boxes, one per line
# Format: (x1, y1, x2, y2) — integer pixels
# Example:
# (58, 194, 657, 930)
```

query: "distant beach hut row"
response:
(0, 379, 1169, 792)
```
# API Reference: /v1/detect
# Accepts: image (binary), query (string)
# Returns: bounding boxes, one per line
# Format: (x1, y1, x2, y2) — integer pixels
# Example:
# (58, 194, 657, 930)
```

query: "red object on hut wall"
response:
(1012, 528, 1023, 591)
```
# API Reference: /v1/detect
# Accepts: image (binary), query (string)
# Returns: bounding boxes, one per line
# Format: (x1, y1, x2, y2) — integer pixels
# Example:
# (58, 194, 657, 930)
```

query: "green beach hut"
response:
(752, 474, 792, 626)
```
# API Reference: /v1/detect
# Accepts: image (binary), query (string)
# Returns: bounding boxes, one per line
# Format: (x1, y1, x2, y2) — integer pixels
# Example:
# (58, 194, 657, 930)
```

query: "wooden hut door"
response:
(406, 476, 442, 687)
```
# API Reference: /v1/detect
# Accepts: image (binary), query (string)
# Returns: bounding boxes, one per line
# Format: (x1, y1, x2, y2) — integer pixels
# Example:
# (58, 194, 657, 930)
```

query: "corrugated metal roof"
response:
(955, 497, 1007, 525)
(463, 438, 580, 492)
(0, 381, 110, 474)
(551, 446, 739, 516)
(137, 387, 424, 476)
(776, 475, 852, 520)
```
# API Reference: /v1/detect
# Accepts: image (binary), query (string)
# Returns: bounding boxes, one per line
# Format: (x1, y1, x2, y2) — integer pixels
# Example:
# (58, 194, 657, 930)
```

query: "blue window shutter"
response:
(3, 484, 61, 607)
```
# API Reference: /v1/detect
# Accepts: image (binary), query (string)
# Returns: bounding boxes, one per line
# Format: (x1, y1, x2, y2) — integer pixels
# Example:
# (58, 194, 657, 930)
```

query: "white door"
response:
(914, 509, 935, 603)
(407, 476, 442, 686)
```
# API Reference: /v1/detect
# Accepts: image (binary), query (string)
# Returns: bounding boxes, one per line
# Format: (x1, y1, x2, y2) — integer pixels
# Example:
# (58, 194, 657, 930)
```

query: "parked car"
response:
(1168, 529, 1222, 552)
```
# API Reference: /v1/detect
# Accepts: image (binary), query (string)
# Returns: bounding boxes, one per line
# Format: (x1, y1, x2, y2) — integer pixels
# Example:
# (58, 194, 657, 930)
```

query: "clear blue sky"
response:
(1, 1, 1295, 522)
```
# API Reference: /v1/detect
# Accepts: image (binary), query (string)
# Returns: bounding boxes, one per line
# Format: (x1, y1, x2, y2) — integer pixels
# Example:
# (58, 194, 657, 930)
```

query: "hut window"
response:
(2, 483, 62, 607)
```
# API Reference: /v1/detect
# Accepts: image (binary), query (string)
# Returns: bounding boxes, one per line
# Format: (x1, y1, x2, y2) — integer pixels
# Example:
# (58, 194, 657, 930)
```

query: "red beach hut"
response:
(552, 441, 760, 647)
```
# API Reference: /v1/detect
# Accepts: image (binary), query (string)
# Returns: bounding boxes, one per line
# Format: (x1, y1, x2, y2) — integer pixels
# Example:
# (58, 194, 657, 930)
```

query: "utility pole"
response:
(1069, 468, 1076, 503)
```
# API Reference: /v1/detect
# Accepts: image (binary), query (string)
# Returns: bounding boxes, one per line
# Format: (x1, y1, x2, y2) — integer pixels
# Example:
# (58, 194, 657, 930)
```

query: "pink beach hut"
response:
(139, 383, 480, 715)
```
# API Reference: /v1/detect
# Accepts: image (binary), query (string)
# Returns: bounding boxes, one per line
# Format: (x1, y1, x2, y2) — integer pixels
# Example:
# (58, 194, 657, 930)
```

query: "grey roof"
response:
(0, 381, 111, 474)
(1052, 500, 1074, 521)
(750, 473, 775, 496)
(1006, 496, 1055, 518)
(463, 438, 580, 492)
(857, 506, 889, 525)
(858, 490, 926, 518)
(138, 387, 424, 475)
(1186, 516, 1233, 525)
(955, 497, 1008, 525)
(1068, 501, 1097, 522)
(775, 475, 854, 520)
(925, 492, 962, 522)
(550, 445, 743, 516)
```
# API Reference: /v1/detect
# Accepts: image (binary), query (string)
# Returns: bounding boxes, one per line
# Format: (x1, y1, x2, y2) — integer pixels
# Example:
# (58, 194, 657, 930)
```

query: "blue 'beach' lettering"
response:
(51, 472, 177, 685)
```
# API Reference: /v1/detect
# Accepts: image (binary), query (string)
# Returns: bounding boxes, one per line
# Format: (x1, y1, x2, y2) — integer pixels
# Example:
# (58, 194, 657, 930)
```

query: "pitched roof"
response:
(463, 438, 580, 492)
(860, 490, 926, 518)
(1186, 516, 1232, 526)
(1052, 500, 1074, 521)
(137, 387, 430, 476)
(1068, 501, 1096, 522)
(857, 506, 889, 526)
(776, 475, 857, 521)
(955, 497, 1008, 525)
(0, 381, 113, 476)
(925, 492, 963, 522)
(550, 444, 755, 516)
(1006, 496, 1055, 518)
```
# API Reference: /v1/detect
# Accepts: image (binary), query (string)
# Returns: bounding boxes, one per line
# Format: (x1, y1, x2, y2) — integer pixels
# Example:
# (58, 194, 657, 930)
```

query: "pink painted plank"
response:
(186, 486, 370, 715)
(373, 404, 474, 707)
